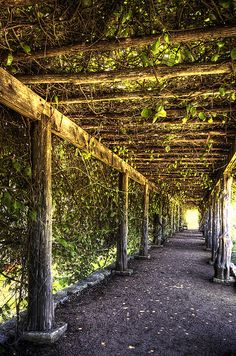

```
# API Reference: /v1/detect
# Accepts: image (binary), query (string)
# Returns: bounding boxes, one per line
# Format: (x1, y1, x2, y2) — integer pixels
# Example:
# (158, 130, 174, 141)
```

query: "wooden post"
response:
(139, 184, 150, 258)
(115, 172, 132, 275)
(206, 202, 213, 250)
(214, 174, 233, 282)
(27, 117, 54, 331)
(24, 118, 67, 343)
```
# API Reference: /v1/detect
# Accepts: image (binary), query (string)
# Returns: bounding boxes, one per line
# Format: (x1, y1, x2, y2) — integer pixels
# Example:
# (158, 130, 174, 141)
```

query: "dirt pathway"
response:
(17, 230, 236, 356)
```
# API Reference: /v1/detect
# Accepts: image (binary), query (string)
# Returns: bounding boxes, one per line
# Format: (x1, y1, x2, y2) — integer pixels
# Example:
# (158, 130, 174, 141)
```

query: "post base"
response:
(212, 277, 235, 285)
(150, 244, 163, 248)
(22, 323, 67, 344)
(134, 254, 151, 260)
(112, 269, 133, 276)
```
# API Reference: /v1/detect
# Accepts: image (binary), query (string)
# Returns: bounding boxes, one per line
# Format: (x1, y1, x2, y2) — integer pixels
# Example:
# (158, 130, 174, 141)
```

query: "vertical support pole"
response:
(139, 184, 150, 258)
(115, 172, 132, 274)
(27, 117, 54, 332)
(214, 174, 233, 282)
(206, 201, 213, 250)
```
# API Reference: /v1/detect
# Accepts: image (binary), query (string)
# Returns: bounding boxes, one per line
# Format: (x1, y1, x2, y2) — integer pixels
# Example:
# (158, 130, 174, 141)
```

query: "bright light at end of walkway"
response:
(185, 209, 199, 230)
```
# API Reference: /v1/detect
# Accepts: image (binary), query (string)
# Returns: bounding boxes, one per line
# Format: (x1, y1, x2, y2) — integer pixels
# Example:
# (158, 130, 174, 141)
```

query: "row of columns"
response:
(26, 119, 184, 340)
(26, 120, 180, 339)
(203, 174, 233, 282)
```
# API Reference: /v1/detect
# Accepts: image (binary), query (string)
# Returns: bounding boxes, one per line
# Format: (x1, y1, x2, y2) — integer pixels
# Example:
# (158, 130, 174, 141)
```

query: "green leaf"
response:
(20, 42, 31, 54)
(198, 112, 206, 121)
(219, 87, 225, 96)
(164, 33, 169, 44)
(6, 53, 13, 66)
(219, 0, 231, 8)
(151, 38, 161, 55)
(182, 117, 188, 124)
(211, 54, 219, 62)
(140, 52, 151, 67)
(231, 92, 236, 101)
(54, 95, 59, 105)
(141, 108, 152, 118)
(217, 41, 225, 49)
(13, 160, 21, 172)
(230, 48, 236, 60)
(165, 145, 171, 153)
(208, 117, 213, 123)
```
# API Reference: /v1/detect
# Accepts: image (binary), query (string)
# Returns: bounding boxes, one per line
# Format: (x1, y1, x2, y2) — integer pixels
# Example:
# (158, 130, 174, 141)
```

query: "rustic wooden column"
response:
(214, 174, 233, 282)
(139, 184, 150, 258)
(27, 117, 54, 331)
(206, 201, 213, 250)
(24, 118, 67, 342)
(115, 172, 132, 275)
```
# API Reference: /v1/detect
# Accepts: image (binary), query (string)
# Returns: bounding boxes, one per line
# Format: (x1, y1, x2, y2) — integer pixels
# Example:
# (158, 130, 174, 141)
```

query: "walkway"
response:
(18, 231, 236, 356)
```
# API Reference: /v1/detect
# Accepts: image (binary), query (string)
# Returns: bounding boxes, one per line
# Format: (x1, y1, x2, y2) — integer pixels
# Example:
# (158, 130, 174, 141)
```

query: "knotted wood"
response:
(27, 117, 54, 331)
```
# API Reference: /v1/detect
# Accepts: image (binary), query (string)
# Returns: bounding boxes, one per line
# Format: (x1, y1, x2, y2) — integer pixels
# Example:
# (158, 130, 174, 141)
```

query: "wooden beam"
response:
(57, 88, 236, 105)
(0, 68, 157, 191)
(27, 117, 54, 331)
(116, 172, 129, 272)
(71, 106, 236, 122)
(12, 25, 236, 61)
(139, 184, 149, 257)
(0, 0, 41, 5)
(16, 62, 235, 85)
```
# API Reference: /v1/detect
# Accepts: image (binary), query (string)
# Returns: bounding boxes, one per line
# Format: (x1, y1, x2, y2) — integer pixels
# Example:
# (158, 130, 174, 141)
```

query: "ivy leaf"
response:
(198, 112, 206, 121)
(20, 42, 31, 54)
(6, 53, 13, 66)
(151, 38, 161, 55)
(165, 145, 171, 153)
(230, 48, 236, 60)
(164, 33, 170, 44)
(231, 92, 236, 101)
(211, 54, 219, 62)
(141, 108, 152, 118)
(208, 117, 213, 123)
(182, 117, 188, 124)
(140, 52, 151, 67)
(219, 87, 225, 96)
(217, 41, 225, 49)
(219, 0, 231, 8)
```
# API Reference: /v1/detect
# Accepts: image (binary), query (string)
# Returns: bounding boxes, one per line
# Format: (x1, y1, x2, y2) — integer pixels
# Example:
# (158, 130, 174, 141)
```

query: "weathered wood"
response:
(0, 68, 157, 191)
(71, 106, 236, 124)
(52, 88, 236, 105)
(214, 175, 233, 281)
(16, 62, 234, 85)
(0, 0, 41, 5)
(116, 172, 129, 272)
(27, 117, 54, 331)
(139, 184, 149, 257)
(12, 25, 236, 61)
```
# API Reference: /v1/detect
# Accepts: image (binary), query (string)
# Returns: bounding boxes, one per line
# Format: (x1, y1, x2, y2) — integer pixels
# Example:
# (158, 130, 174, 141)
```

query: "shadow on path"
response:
(16, 230, 236, 356)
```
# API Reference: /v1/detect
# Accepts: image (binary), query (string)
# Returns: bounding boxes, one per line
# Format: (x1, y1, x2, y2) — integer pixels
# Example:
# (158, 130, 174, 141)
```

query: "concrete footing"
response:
(213, 277, 235, 285)
(22, 323, 67, 344)
(112, 269, 133, 276)
(134, 254, 151, 260)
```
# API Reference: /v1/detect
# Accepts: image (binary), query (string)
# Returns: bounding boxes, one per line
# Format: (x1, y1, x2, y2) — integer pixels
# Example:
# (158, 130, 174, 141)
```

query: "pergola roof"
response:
(1, 0, 236, 204)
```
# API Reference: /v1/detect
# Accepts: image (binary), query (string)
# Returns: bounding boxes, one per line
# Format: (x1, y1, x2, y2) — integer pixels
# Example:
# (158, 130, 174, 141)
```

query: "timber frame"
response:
(1, 0, 236, 341)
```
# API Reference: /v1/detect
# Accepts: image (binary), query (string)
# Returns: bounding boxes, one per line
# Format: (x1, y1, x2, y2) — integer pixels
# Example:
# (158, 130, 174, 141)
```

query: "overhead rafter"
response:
(16, 62, 235, 85)
(70, 106, 236, 122)
(0, 67, 157, 191)
(12, 25, 236, 61)
(57, 88, 236, 105)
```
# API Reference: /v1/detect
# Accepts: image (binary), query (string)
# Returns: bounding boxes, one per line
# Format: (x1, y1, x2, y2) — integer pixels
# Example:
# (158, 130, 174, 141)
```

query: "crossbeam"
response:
(0, 68, 157, 191)
(12, 25, 236, 61)
(16, 62, 234, 85)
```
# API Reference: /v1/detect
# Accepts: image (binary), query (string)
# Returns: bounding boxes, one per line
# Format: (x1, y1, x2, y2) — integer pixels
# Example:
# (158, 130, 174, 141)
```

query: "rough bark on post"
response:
(214, 175, 233, 282)
(206, 203, 213, 250)
(27, 117, 54, 331)
(139, 184, 149, 257)
(116, 172, 129, 272)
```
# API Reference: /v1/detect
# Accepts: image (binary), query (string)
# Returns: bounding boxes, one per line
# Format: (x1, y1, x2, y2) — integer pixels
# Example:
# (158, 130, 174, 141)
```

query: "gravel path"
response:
(17, 230, 236, 356)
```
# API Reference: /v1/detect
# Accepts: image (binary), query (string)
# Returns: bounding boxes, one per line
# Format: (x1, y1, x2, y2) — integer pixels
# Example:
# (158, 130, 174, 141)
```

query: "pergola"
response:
(0, 0, 236, 342)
